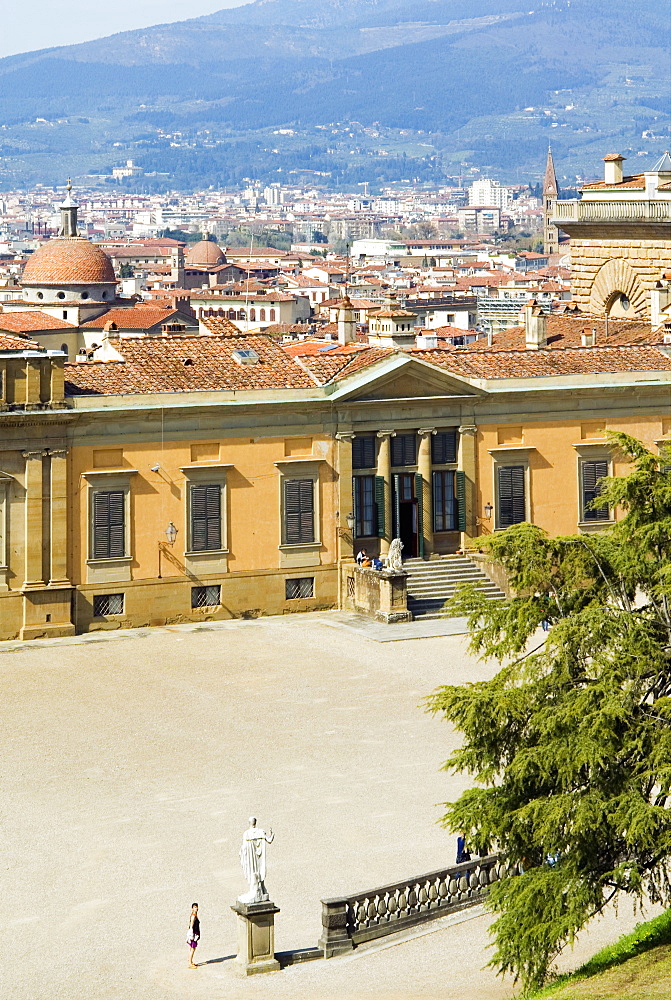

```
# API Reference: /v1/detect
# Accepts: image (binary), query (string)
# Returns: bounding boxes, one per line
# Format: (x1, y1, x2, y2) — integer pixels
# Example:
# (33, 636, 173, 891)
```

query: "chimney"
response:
(603, 153, 625, 185)
(337, 294, 356, 345)
(523, 298, 547, 350)
(416, 332, 438, 349)
(581, 327, 597, 347)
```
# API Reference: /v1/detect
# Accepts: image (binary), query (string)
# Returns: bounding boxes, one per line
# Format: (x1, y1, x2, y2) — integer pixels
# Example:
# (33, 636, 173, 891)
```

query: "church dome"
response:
(21, 237, 117, 286)
(185, 239, 226, 267)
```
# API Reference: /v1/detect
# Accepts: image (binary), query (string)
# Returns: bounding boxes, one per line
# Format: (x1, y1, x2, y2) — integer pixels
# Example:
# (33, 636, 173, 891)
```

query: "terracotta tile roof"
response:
(199, 316, 243, 336)
(21, 237, 116, 285)
(283, 340, 367, 357)
(0, 310, 76, 332)
(466, 316, 658, 352)
(0, 332, 41, 351)
(410, 345, 671, 380)
(82, 307, 191, 331)
(64, 334, 315, 396)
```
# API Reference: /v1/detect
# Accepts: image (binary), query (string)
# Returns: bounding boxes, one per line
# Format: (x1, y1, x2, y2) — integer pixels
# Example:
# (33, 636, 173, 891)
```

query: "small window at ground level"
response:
(285, 577, 314, 600)
(93, 593, 124, 616)
(192, 585, 221, 609)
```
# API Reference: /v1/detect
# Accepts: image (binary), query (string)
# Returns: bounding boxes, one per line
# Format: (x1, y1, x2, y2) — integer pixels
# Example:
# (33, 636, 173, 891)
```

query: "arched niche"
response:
(589, 257, 647, 317)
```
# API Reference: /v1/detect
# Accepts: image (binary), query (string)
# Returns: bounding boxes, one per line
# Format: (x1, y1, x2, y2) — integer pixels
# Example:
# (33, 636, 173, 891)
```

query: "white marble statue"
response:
(238, 817, 275, 904)
(387, 537, 404, 572)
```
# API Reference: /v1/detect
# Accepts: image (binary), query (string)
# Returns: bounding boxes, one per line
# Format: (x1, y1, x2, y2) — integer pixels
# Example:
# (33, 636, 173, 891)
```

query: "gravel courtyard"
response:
(0, 613, 656, 1000)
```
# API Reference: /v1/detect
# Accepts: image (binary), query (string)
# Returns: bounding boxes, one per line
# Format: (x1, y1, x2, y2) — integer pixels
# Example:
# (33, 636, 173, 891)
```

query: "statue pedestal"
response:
(231, 900, 280, 975)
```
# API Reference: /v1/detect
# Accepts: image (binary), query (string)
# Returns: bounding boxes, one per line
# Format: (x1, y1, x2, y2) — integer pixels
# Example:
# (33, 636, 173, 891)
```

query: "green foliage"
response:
(532, 907, 671, 996)
(427, 434, 671, 993)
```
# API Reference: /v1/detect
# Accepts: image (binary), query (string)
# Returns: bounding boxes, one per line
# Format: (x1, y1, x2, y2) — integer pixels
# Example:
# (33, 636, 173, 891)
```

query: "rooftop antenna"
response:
(243, 226, 255, 331)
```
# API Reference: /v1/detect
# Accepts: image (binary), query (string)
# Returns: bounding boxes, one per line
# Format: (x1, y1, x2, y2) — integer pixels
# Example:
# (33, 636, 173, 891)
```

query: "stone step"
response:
(409, 592, 506, 619)
(405, 569, 486, 582)
(407, 584, 503, 599)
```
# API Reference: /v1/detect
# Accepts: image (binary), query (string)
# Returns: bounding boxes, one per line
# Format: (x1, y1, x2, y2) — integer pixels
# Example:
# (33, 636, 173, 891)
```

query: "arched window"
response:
(239, 310, 246, 321)
(60, 343, 68, 359)
(260, 308, 266, 321)
(228, 309, 236, 320)
(218, 308, 224, 317)
(250, 308, 256, 321)
(269, 308, 276, 321)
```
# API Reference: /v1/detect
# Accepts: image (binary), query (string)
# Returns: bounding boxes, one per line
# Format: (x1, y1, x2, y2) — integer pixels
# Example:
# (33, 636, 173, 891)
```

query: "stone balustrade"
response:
(553, 199, 671, 225)
(319, 854, 507, 956)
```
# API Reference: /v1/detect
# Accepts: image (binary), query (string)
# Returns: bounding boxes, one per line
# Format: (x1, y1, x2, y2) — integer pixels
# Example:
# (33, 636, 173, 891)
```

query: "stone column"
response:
(231, 900, 280, 975)
(335, 432, 355, 563)
(376, 430, 395, 556)
(458, 424, 477, 548)
(22, 450, 45, 588)
(49, 449, 69, 586)
(417, 428, 435, 558)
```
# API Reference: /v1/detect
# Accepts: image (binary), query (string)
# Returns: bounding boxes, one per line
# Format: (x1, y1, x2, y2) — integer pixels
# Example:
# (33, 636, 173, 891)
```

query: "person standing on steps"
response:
(187, 903, 200, 968)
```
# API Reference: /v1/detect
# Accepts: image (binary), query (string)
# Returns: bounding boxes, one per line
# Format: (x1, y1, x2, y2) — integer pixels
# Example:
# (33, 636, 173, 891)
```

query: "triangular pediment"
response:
(329, 354, 485, 402)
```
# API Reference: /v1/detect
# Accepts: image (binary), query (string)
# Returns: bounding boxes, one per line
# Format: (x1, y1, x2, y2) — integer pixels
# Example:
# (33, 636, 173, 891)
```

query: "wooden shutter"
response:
(391, 434, 416, 468)
(374, 476, 385, 538)
(284, 479, 314, 544)
(582, 460, 609, 521)
(93, 490, 125, 559)
(432, 431, 457, 465)
(191, 484, 221, 551)
(497, 465, 526, 527)
(456, 470, 466, 532)
(415, 472, 424, 558)
(353, 435, 376, 469)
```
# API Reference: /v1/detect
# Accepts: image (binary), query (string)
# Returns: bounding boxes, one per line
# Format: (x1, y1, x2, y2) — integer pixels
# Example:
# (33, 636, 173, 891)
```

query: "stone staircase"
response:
(405, 555, 507, 620)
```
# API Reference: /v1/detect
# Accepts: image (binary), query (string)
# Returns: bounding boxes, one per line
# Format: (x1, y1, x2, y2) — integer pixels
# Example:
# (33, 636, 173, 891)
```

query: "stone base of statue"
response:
(231, 900, 281, 975)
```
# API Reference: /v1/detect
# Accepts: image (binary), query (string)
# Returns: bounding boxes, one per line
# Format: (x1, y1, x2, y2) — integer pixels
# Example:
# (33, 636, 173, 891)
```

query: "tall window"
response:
(92, 490, 125, 559)
(391, 433, 417, 467)
(432, 431, 457, 465)
(581, 460, 609, 521)
(352, 435, 376, 469)
(190, 484, 222, 551)
(284, 478, 314, 544)
(497, 465, 526, 528)
(433, 470, 457, 532)
(353, 475, 376, 537)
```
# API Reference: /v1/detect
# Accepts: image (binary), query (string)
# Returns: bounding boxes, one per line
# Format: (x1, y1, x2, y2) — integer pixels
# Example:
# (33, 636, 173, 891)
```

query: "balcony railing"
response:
(318, 853, 508, 956)
(553, 199, 671, 225)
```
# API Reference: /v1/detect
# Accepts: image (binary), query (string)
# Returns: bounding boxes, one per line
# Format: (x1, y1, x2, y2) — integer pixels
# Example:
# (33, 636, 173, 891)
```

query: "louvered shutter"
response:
(93, 490, 125, 559)
(582, 460, 609, 521)
(497, 466, 526, 527)
(415, 472, 424, 557)
(284, 479, 314, 544)
(456, 470, 466, 532)
(191, 484, 221, 551)
(374, 476, 385, 538)
(353, 435, 376, 469)
(432, 431, 457, 465)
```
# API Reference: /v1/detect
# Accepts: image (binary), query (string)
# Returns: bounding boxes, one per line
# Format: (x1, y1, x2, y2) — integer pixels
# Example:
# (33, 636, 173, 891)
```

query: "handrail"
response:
(553, 199, 671, 224)
(318, 853, 508, 956)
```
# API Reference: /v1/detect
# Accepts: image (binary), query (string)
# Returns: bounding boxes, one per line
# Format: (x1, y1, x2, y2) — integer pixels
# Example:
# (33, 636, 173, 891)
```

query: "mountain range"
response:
(0, 0, 669, 189)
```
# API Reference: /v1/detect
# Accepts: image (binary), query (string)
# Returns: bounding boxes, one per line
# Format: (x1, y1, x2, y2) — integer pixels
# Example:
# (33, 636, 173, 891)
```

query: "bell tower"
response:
(58, 178, 79, 238)
(543, 148, 559, 256)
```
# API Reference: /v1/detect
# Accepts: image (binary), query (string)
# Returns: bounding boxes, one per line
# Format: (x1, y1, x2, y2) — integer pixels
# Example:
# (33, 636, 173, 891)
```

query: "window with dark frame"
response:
(433, 470, 457, 532)
(191, 584, 221, 609)
(190, 483, 222, 551)
(284, 478, 315, 544)
(497, 465, 526, 528)
(285, 577, 314, 600)
(431, 431, 458, 465)
(391, 433, 417, 467)
(92, 489, 125, 559)
(352, 435, 376, 469)
(353, 475, 377, 537)
(93, 593, 124, 617)
(581, 459, 609, 521)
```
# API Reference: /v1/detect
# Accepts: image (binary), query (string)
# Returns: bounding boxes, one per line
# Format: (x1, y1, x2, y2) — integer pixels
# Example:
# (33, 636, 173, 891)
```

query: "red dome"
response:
(21, 237, 117, 286)
(185, 240, 226, 267)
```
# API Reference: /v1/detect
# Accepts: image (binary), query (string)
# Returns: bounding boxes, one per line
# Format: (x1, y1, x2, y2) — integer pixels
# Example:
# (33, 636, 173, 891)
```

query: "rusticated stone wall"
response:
(569, 239, 671, 318)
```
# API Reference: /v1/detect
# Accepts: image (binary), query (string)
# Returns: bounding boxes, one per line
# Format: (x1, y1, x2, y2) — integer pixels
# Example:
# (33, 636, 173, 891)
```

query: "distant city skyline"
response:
(0, 0, 253, 59)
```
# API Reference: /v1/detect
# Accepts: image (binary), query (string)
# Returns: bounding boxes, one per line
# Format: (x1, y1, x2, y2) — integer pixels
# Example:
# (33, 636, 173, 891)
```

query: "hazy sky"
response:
(0, 1, 254, 59)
